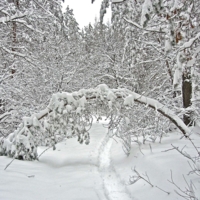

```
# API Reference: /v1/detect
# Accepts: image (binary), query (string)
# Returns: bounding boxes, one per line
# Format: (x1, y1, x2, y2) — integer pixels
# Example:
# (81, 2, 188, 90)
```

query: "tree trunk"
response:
(182, 71, 192, 126)
(10, 0, 19, 48)
(11, 0, 19, 74)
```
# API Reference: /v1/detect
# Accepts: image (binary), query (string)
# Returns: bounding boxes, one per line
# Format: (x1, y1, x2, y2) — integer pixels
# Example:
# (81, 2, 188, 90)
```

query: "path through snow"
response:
(98, 134, 133, 200)
(0, 122, 134, 200)
(1, 122, 199, 200)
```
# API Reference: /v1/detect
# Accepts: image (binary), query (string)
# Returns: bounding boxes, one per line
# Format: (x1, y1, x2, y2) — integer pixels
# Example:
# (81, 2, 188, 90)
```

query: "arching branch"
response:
(0, 84, 190, 160)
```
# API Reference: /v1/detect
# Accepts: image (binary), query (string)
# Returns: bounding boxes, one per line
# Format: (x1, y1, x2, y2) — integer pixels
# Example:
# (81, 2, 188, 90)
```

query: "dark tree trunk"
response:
(182, 71, 192, 126)
(10, 0, 19, 75)
(12, 0, 19, 48)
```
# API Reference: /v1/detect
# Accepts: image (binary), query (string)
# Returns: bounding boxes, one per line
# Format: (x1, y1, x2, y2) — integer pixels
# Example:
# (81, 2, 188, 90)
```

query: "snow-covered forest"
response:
(0, 0, 200, 199)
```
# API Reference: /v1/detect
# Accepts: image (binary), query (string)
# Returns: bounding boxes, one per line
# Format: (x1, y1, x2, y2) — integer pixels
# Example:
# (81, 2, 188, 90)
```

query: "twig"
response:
(129, 167, 170, 195)
(130, 167, 154, 187)
(37, 146, 52, 160)
(168, 170, 198, 200)
(155, 186, 170, 195)
(4, 157, 16, 170)
(171, 144, 195, 164)
(139, 145, 144, 155)
(162, 147, 176, 152)
(4, 148, 22, 170)
(188, 161, 200, 177)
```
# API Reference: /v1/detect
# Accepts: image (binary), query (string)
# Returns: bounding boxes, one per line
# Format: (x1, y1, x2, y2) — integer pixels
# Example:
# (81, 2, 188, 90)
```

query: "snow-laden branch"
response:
(123, 17, 165, 34)
(126, 90, 190, 137)
(1, 46, 35, 64)
(0, 12, 28, 24)
(1, 46, 27, 58)
(179, 32, 200, 51)
(31, 0, 60, 21)
(0, 84, 190, 160)
(20, 85, 191, 136)
(15, 19, 44, 34)
(0, 112, 11, 121)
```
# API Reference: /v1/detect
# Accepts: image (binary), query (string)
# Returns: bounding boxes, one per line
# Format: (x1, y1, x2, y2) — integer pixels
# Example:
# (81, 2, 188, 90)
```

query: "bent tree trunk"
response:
(182, 71, 192, 126)
(0, 84, 191, 160)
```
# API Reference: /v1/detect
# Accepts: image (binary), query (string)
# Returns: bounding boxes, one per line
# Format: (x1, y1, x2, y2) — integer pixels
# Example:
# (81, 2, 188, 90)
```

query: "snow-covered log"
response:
(0, 84, 190, 160)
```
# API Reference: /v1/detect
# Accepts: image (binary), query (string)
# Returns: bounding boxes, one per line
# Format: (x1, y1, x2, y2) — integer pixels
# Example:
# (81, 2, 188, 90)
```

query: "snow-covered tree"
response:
(96, 0, 200, 126)
(123, 0, 200, 126)
(0, 0, 199, 168)
(0, 0, 81, 137)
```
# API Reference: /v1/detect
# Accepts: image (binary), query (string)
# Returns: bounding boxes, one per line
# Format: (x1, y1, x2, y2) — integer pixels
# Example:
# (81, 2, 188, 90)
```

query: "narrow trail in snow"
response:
(98, 135, 134, 200)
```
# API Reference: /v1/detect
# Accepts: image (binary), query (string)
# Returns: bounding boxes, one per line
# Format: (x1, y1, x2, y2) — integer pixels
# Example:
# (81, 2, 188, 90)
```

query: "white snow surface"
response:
(0, 120, 200, 200)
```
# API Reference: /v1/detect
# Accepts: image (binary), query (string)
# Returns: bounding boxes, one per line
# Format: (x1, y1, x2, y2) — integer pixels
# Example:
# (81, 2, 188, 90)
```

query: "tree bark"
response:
(182, 71, 192, 126)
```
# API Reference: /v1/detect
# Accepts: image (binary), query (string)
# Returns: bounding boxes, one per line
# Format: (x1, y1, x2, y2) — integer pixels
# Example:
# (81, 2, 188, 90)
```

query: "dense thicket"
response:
(0, 0, 199, 155)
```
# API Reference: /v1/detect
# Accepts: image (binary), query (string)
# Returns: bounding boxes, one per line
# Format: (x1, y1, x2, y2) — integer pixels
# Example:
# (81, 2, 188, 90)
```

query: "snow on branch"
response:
(0, 112, 11, 121)
(15, 19, 44, 34)
(179, 32, 200, 51)
(0, 84, 190, 160)
(112, 0, 125, 3)
(123, 17, 165, 33)
(1, 46, 35, 64)
(0, 12, 28, 24)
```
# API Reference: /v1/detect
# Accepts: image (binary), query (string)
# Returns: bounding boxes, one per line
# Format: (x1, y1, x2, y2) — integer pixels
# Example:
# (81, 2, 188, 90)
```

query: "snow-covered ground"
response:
(111, 128, 200, 200)
(0, 120, 200, 200)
